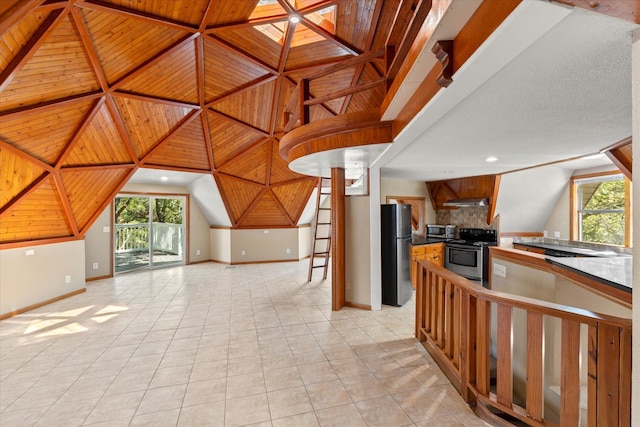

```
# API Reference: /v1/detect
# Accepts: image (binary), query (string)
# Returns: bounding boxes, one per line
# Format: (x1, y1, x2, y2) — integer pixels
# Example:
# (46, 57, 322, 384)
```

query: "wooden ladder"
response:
(308, 177, 331, 281)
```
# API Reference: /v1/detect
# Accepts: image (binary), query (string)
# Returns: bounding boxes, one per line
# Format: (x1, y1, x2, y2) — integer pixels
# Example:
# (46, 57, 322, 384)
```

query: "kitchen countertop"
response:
(513, 241, 621, 257)
(411, 237, 448, 246)
(545, 255, 632, 292)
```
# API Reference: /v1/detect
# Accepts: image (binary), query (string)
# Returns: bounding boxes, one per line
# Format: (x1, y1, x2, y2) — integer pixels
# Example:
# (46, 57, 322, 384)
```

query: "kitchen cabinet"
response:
(410, 242, 443, 289)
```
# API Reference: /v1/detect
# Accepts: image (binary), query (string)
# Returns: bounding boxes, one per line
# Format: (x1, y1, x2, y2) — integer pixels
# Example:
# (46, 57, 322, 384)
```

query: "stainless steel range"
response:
(444, 228, 497, 287)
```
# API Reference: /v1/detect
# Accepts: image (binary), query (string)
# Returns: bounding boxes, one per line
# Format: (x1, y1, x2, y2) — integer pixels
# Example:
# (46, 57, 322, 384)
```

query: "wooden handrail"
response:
(415, 259, 632, 426)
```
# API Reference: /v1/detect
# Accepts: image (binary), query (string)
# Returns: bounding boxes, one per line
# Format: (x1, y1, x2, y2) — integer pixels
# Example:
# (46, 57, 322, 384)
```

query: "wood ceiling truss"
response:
(0, 0, 413, 246)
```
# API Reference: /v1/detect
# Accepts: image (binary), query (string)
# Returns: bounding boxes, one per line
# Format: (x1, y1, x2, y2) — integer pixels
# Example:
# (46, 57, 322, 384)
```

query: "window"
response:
(570, 171, 631, 246)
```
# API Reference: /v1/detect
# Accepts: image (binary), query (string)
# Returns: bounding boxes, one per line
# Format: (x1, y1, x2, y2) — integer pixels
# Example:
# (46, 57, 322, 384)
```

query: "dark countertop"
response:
(513, 241, 620, 257)
(411, 237, 448, 246)
(545, 256, 632, 292)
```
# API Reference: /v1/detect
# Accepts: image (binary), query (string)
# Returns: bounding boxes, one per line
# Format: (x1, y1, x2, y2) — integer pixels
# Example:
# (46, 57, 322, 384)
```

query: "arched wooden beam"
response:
(279, 109, 393, 164)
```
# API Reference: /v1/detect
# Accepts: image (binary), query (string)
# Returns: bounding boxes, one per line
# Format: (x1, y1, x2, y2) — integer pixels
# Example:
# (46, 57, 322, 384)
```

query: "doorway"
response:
(114, 195, 186, 273)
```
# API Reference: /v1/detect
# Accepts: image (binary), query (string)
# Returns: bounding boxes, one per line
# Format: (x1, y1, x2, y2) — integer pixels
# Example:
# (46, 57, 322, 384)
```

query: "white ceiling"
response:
(378, 0, 637, 181)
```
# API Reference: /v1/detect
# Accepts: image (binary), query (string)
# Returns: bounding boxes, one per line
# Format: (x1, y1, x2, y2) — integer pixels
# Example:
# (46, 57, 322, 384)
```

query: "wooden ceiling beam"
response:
(70, 6, 110, 92)
(270, 176, 318, 187)
(105, 94, 140, 165)
(0, 171, 49, 215)
(113, 91, 199, 110)
(205, 34, 278, 75)
(304, 78, 385, 107)
(213, 137, 271, 171)
(54, 97, 105, 168)
(51, 171, 80, 236)
(205, 74, 278, 108)
(75, 0, 197, 32)
(0, 0, 46, 35)
(110, 33, 199, 92)
(205, 15, 288, 32)
(278, 19, 296, 73)
(200, 106, 216, 172)
(0, 91, 102, 119)
(300, 17, 361, 56)
(235, 187, 268, 226)
(0, 8, 66, 92)
(195, 33, 206, 107)
(0, 138, 54, 173)
(199, 0, 216, 33)
(296, 47, 383, 80)
(269, 77, 284, 136)
(135, 164, 211, 174)
(268, 188, 296, 226)
(207, 110, 270, 138)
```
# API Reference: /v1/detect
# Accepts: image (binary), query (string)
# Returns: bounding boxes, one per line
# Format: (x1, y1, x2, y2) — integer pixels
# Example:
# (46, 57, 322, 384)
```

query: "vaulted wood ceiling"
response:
(0, 0, 407, 245)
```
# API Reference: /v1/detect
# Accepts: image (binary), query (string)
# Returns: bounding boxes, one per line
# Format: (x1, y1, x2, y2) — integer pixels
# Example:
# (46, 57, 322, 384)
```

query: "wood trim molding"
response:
(344, 301, 371, 310)
(0, 288, 86, 320)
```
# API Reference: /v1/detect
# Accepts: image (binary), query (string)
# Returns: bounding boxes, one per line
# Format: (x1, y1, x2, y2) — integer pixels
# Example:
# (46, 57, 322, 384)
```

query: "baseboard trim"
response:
(86, 274, 112, 282)
(345, 301, 371, 310)
(188, 259, 214, 265)
(0, 288, 87, 320)
(231, 259, 299, 265)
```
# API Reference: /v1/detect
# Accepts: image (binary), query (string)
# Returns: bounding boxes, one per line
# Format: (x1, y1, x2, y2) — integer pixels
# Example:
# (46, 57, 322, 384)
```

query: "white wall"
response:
(346, 196, 372, 307)
(631, 26, 639, 427)
(298, 225, 311, 259)
(85, 207, 112, 279)
(381, 177, 435, 225)
(1, 240, 86, 316)
(210, 227, 231, 263)
(230, 228, 300, 263)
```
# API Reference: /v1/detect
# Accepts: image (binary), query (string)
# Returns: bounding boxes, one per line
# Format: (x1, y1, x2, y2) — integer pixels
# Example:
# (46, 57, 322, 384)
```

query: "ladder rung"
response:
(320, 192, 331, 195)
(313, 251, 329, 256)
(315, 237, 330, 240)
(319, 207, 331, 210)
(317, 222, 331, 225)
(312, 265, 327, 269)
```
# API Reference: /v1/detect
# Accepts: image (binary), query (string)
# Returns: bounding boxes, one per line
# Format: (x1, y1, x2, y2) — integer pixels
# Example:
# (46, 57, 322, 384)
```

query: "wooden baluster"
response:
(444, 280, 453, 358)
(587, 325, 597, 427)
(475, 298, 490, 396)
(597, 323, 621, 426)
(415, 262, 423, 340)
(429, 271, 437, 340)
(619, 327, 631, 426)
(496, 304, 513, 408)
(560, 319, 581, 426)
(452, 286, 461, 369)
(526, 312, 544, 421)
(460, 290, 476, 403)
(436, 275, 445, 348)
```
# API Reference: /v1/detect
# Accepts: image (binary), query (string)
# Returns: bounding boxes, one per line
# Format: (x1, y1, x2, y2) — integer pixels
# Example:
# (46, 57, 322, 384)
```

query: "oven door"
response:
(445, 244, 482, 282)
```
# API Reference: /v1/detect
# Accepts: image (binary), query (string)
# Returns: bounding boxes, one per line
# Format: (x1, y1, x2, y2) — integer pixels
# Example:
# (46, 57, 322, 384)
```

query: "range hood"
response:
(443, 198, 488, 207)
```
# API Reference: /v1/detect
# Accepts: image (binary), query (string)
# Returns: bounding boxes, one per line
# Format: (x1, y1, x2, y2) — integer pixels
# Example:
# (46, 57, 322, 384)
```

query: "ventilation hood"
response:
(443, 198, 488, 207)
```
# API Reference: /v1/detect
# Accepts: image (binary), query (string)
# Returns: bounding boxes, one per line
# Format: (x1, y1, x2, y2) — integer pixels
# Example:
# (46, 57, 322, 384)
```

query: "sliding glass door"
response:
(114, 195, 185, 273)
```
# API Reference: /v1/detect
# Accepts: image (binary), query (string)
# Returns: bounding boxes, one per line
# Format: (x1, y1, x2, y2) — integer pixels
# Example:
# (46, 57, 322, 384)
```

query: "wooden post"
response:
(331, 167, 345, 310)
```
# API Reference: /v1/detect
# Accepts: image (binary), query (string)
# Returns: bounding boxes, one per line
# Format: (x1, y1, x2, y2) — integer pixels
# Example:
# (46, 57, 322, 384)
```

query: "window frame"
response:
(569, 170, 631, 247)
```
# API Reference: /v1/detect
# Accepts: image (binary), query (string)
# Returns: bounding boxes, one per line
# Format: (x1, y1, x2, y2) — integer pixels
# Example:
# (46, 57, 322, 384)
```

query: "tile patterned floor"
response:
(0, 261, 489, 426)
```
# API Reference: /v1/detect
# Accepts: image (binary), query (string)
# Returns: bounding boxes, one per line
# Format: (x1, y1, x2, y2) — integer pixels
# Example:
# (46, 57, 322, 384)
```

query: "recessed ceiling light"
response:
(485, 156, 498, 163)
(161, 176, 169, 181)
(289, 15, 300, 24)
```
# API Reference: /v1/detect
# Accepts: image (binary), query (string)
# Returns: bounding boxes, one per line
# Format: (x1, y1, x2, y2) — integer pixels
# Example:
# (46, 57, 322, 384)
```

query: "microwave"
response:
(427, 224, 456, 238)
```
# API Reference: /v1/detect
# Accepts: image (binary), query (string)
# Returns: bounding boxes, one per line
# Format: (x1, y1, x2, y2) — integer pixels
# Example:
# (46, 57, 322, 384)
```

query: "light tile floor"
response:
(0, 261, 490, 426)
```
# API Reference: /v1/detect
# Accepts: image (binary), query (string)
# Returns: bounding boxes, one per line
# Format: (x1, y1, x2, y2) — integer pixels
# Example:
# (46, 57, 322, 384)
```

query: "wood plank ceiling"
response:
(0, 0, 407, 246)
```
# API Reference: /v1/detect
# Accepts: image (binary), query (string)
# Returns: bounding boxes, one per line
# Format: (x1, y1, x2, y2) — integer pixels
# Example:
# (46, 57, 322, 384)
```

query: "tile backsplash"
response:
(436, 206, 495, 230)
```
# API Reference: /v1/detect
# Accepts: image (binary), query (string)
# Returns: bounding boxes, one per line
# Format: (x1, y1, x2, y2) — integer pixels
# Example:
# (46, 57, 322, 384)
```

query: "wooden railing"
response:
(415, 260, 632, 426)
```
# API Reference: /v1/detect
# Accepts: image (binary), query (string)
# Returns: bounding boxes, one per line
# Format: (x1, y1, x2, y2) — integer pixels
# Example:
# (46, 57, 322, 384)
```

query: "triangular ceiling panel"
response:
(60, 167, 131, 231)
(204, 2, 258, 27)
(210, 27, 282, 70)
(272, 180, 317, 224)
(97, 0, 210, 26)
(334, 0, 377, 52)
(310, 104, 334, 122)
(0, 176, 72, 242)
(144, 118, 211, 170)
(63, 103, 133, 167)
(238, 191, 291, 227)
(217, 140, 270, 185)
(269, 142, 308, 184)
(310, 65, 358, 113)
(0, 10, 49, 71)
(80, 8, 189, 84)
(0, 14, 100, 112)
(118, 40, 199, 104)
(0, 99, 95, 165)
(203, 38, 273, 102)
(114, 96, 193, 158)
(207, 112, 266, 167)
(211, 79, 276, 132)
(216, 174, 263, 224)
(0, 147, 46, 208)
(285, 24, 353, 71)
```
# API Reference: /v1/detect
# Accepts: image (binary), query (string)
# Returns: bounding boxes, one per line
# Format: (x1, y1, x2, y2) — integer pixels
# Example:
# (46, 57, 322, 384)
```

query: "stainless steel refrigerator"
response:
(381, 204, 412, 306)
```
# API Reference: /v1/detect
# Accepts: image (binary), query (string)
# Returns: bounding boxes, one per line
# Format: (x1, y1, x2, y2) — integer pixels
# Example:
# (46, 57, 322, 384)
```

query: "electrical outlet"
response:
(196, 249, 201, 256)
(286, 248, 290, 254)
(65, 275, 71, 284)
(92, 262, 98, 270)
(493, 263, 506, 278)
(263, 230, 269, 234)
(241, 250, 246, 256)
(25, 249, 35, 256)
(346, 282, 351, 290)
(103, 226, 110, 233)
(554, 231, 560, 238)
